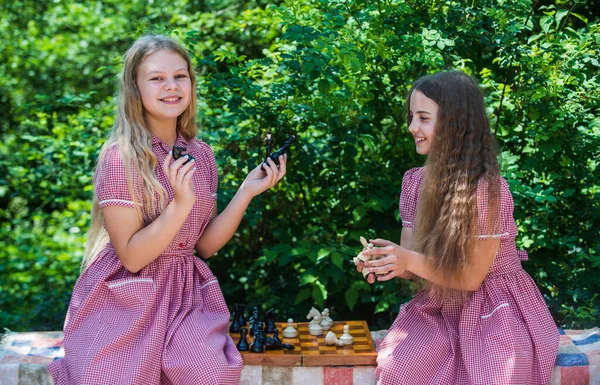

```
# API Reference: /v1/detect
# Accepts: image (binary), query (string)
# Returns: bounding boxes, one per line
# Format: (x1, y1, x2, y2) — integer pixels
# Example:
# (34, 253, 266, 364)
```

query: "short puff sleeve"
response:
(475, 177, 516, 240)
(94, 145, 144, 209)
(399, 167, 423, 228)
(195, 139, 218, 200)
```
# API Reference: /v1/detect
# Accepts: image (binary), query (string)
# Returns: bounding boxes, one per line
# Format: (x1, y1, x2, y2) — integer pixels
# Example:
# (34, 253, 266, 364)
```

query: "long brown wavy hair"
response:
(408, 71, 501, 293)
(82, 35, 198, 271)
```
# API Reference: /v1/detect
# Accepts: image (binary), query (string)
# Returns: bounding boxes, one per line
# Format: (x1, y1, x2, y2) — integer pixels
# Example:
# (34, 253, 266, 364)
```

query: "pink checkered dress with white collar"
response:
(48, 132, 243, 385)
(376, 167, 559, 385)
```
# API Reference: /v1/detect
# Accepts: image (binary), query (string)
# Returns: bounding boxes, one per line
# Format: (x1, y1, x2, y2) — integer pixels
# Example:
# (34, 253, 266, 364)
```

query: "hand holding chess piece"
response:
(352, 236, 384, 282)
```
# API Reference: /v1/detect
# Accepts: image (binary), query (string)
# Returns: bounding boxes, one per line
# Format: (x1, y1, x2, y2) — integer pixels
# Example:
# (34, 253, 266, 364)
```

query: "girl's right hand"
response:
(163, 152, 196, 206)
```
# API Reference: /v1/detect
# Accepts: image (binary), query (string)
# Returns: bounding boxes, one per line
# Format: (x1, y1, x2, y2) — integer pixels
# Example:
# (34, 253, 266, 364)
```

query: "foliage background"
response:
(1, 0, 598, 332)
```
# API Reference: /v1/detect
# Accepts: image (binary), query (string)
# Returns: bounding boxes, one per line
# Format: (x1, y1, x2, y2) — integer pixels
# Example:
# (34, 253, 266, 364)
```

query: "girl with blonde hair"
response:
(357, 71, 558, 384)
(49, 34, 287, 384)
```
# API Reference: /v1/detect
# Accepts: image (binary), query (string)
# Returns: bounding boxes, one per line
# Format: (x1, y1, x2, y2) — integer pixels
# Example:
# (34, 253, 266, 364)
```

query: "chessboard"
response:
(228, 320, 377, 366)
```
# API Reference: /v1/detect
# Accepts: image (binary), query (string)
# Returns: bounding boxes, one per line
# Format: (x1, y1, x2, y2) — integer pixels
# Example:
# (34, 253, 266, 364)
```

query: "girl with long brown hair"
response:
(48, 35, 287, 384)
(357, 71, 558, 384)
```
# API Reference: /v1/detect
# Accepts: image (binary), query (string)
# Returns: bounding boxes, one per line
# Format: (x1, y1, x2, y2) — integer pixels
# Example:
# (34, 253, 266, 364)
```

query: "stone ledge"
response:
(2, 328, 599, 384)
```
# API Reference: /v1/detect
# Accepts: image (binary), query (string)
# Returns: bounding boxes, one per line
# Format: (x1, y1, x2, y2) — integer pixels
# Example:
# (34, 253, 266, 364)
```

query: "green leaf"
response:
(345, 288, 358, 310)
(540, 15, 554, 34)
(352, 206, 367, 222)
(312, 281, 327, 307)
(317, 248, 331, 261)
(570, 12, 588, 24)
(318, 78, 331, 94)
(301, 274, 318, 285)
(295, 287, 311, 304)
(331, 251, 344, 270)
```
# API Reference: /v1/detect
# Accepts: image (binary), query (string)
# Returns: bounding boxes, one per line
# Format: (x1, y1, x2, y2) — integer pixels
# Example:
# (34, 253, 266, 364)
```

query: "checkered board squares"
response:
(229, 322, 302, 366)
(228, 320, 377, 367)
(299, 321, 377, 366)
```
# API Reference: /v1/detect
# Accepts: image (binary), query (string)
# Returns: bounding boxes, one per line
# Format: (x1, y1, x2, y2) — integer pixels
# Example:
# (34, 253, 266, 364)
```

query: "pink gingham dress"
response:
(49, 132, 243, 385)
(376, 167, 559, 385)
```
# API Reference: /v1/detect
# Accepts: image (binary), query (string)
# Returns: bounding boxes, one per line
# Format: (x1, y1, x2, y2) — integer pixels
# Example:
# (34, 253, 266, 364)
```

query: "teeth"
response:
(162, 97, 179, 102)
(415, 138, 425, 143)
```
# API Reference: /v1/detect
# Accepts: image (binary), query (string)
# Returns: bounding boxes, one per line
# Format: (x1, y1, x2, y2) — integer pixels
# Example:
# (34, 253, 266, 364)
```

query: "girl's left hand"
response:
(240, 154, 287, 198)
(362, 239, 410, 281)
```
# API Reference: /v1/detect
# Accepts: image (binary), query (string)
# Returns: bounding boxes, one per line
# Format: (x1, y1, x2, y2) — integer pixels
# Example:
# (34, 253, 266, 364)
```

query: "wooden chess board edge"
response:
(240, 353, 302, 366)
(302, 355, 377, 366)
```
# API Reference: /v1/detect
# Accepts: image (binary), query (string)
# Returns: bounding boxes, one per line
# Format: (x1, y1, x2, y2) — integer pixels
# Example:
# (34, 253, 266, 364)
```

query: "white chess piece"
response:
(307, 307, 324, 336)
(339, 324, 353, 345)
(308, 313, 323, 336)
(306, 307, 320, 323)
(352, 236, 382, 279)
(320, 308, 333, 330)
(283, 318, 298, 338)
(325, 331, 344, 346)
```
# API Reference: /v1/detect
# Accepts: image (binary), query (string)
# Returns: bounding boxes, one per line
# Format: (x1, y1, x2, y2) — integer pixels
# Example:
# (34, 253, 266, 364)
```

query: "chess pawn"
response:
(339, 324, 353, 345)
(236, 328, 250, 351)
(229, 311, 241, 333)
(308, 316, 323, 336)
(235, 303, 246, 326)
(325, 331, 344, 346)
(272, 328, 282, 345)
(283, 318, 298, 338)
(320, 308, 333, 330)
(250, 329, 265, 353)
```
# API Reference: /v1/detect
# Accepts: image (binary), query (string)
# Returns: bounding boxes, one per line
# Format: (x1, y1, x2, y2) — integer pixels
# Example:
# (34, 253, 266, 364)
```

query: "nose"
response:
(164, 77, 179, 91)
(408, 120, 418, 134)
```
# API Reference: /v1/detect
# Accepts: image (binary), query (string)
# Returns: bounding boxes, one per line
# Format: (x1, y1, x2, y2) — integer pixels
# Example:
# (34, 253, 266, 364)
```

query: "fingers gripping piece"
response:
(353, 237, 378, 279)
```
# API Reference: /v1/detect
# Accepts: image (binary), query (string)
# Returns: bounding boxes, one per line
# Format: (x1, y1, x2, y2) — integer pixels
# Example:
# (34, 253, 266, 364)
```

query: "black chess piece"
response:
(250, 329, 264, 353)
(269, 135, 295, 165)
(265, 336, 295, 351)
(236, 328, 249, 352)
(264, 308, 277, 334)
(249, 307, 259, 336)
(272, 328, 282, 345)
(235, 303, 247, 326)
(259, 323, 266, 344)
(261, 134, 295, 170)
(172, 145, 195, 165)
(264, 134, 273, 164)
(229, 311, 241, 333)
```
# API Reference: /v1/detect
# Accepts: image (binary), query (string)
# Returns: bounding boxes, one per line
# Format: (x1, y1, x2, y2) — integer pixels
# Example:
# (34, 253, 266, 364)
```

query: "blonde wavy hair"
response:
(408, 71, 501, 295)
(82, 35, 198, 271)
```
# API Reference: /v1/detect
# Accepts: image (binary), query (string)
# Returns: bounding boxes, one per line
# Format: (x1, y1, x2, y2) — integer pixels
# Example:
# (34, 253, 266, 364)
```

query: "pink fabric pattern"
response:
(376, 167, 559, 385)
(48, 133, 243, 384)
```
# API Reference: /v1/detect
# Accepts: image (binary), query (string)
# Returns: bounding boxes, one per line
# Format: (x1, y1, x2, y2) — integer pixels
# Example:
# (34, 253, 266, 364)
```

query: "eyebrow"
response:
(146, 67, 189, 75)
(410, 110, 432, 115)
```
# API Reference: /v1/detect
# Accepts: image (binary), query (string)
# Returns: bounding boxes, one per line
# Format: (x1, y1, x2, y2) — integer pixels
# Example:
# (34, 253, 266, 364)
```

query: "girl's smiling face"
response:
(408, 90, 439, 156)
(136, 50, 192, 131)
